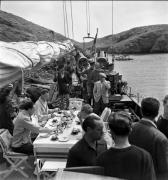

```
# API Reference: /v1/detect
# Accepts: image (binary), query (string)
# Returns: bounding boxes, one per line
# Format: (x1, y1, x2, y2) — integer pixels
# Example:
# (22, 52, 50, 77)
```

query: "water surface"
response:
(109, 54, 168, 113)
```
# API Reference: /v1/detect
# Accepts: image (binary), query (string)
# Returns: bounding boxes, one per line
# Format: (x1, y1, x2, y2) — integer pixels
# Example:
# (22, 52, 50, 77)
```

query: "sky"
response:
(2, 1, 168, 42)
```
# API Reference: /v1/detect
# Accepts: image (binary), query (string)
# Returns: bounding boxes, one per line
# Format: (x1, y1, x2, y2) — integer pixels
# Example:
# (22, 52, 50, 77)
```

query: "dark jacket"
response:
(156, 115, 168, 138)
(90, 68, 104, 85)
(57, 71, 71, 95)
(0, 97, 17, 135)
(96, 145, 156, 180)
(129, 119, 168, 179)
(66, 137, 107, 168)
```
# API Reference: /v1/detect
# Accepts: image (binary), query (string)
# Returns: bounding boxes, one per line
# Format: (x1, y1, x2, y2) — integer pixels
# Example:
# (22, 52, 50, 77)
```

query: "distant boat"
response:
(115, 54, 133, 61)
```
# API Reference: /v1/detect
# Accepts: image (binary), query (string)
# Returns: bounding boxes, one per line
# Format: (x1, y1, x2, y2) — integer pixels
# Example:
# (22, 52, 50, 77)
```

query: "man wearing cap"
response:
(93, 72, 111, 115)
(96, 111, 156, 180)
(129, 97, 168, 179)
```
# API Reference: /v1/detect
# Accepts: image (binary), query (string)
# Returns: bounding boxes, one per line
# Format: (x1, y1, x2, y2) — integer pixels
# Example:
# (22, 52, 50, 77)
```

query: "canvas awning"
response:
(0, 40, 75, 88)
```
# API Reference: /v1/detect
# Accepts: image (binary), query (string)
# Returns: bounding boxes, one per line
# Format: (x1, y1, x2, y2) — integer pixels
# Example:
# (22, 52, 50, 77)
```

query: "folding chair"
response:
(100, 108, 114, 148)
(100, 107, 111, 122)
(0, 129, 29, 179)
(36, 158, 67, 180)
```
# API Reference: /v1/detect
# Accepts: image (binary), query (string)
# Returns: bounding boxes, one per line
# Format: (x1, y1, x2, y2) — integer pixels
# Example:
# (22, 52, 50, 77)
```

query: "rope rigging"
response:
(112, 0, 115, 63)
(70, 0, 74, 40)
(62, 1, 67, 37)
(88, 1, 91, 36)
(83, 1, 98, 59)
(62, 1, 69, 38)
(64, 1, 69, 38)
(85, 0, 91, 37)
(112, 0, 114, 37)
(85, 1, 88, 36)
(62, 1, 75, 40)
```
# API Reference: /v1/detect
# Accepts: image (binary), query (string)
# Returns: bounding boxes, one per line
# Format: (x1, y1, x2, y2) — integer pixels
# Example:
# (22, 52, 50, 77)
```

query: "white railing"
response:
(126, 86, 146, 105)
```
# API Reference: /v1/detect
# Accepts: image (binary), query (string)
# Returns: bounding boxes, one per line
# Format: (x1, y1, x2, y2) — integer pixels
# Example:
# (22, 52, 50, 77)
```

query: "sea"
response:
(108, 53, 168, 114)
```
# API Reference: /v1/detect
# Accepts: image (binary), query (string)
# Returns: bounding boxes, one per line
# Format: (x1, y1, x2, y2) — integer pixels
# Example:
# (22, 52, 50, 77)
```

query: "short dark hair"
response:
(19, 98, 34, 110)
(40, 89, 49, 95)
(141, 97, 160, 118)
(108, 111, 132, 136)
(0, 84, 13, 103)
(82, 113, 101, 132)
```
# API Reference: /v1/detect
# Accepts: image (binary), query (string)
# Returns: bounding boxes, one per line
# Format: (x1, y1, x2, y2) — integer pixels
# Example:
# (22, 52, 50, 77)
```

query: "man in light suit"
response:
(129, 97, 168, 180)
(93, 73, 111, 115)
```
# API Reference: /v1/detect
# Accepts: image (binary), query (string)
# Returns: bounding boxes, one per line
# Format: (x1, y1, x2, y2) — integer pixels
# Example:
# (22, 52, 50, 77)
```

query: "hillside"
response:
(0, 10, 67, 42)
(0, 10, 168, 54)
(85, 25, 168, 54)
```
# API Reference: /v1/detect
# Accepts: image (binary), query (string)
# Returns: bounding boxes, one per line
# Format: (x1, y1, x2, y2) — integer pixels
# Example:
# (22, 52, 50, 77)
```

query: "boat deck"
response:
(0, 156, 36, 180)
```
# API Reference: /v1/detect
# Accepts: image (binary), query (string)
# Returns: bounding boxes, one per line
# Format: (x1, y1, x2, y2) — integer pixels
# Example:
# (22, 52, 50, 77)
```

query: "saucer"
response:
(58, 136, 69, 142)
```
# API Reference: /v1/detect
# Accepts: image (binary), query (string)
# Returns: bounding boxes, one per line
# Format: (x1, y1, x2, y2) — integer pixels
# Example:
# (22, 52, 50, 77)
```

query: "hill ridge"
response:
(0, 10, 168, 53)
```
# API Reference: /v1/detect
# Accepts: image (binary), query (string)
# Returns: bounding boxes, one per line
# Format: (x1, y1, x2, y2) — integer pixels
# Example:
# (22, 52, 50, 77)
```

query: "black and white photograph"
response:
(0, 1, 168, 180)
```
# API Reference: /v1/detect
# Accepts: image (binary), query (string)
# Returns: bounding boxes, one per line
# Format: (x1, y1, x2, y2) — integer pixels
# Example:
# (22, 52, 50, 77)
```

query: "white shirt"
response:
(34, 97, 49, 122)
(72, 72, 79, 86)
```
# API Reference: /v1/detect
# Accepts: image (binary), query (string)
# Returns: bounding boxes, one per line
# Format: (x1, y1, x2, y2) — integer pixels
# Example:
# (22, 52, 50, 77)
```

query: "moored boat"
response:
(115, 54, 133, 61)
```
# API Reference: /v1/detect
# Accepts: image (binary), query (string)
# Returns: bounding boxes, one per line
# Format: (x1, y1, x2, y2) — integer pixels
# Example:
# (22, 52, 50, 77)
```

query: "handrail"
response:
(126, 86, 145, 105)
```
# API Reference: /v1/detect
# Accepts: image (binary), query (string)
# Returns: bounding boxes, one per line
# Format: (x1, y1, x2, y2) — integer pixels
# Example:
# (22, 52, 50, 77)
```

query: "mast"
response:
(83, 0, 94, 56)
(111, 0, 115, 64)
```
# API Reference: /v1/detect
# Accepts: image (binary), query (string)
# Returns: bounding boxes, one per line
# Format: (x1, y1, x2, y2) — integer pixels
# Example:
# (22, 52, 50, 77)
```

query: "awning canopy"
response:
(0, 40, 75, 88)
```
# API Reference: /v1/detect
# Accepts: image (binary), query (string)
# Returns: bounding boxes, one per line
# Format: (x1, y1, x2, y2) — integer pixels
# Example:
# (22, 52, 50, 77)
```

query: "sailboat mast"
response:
(112, 0, 115, 64)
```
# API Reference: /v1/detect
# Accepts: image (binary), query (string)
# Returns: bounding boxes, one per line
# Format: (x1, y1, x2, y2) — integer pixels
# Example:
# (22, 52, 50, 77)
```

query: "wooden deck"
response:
(0, 155, 36, 180)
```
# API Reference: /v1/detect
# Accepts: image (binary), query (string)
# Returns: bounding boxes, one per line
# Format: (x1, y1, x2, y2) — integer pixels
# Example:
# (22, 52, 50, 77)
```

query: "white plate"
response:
(58, 136, 69, 142)
(39, 133, 50, 138)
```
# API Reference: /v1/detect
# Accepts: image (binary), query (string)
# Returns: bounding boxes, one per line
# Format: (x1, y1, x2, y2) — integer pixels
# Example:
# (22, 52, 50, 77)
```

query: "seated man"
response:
(34, 89, 58, 124)
(96, 111, 156, 180)
(77, 104, 93, 125)
(77, 104, 114, 148)
(66, 114, 107, 167)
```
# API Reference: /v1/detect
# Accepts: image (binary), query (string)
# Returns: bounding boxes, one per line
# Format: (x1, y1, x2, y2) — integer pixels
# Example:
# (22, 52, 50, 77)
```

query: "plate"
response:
(49, 122, 57, 127)
(39, 133, 50, 138)
(58, 136, 69, 142)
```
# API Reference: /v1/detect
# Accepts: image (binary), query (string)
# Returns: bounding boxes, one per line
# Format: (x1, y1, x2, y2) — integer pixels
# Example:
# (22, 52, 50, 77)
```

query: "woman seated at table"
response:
(11, 98, 57, 155)
(34, 89, 58, 125)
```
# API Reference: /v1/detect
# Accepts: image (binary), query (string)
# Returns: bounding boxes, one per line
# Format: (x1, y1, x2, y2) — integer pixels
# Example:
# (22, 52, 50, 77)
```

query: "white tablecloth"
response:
(33, 111, 82, 159)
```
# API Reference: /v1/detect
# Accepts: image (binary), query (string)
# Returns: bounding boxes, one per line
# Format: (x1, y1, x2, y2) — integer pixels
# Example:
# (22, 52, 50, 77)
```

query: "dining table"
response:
(33, 110, 82, 160)
(52, 170, 125, 180)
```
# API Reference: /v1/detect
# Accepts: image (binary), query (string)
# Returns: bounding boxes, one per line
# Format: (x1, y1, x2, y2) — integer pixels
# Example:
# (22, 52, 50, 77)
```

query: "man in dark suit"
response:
(129, 97, 168, 179)
(66, 114, 107, 167)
